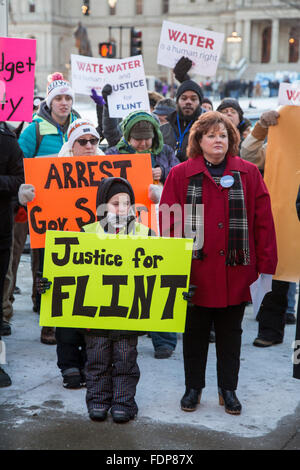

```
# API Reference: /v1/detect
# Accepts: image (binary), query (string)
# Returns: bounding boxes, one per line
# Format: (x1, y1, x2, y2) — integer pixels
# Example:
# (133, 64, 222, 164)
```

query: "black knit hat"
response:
(96, 177, 135, 207)
(202, 97, 213, 109)
(106, 181, 132, 203)
(217, 98, 244, 122)
(176, 80, 203, 104)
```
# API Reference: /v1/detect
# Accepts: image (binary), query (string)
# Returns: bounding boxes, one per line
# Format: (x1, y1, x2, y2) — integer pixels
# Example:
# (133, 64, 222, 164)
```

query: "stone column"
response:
(271, 18, 279, 64)
(242, 19, 251, 61)
(235, 20, 243, 62)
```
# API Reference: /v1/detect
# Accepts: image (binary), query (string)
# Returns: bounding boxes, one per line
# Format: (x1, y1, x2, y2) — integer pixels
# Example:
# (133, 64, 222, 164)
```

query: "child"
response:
(82, 177, 152, 423)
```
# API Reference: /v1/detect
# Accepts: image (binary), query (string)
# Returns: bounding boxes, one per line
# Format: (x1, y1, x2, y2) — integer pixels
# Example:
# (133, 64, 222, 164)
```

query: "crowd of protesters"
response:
(0, 55, 299, 425)
(155, 76, 286, 101)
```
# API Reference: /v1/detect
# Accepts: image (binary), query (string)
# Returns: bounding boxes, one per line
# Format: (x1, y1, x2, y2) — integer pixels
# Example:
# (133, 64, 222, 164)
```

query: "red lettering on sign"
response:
(167, 29, 215, 50)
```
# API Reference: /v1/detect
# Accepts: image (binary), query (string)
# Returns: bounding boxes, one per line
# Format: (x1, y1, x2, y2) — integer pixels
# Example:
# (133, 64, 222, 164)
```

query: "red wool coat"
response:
(159, 155, 278, 308)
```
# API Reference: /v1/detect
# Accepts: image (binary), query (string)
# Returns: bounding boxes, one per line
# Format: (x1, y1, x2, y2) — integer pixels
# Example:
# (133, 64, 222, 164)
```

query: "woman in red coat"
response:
(159, 112, 277, 415)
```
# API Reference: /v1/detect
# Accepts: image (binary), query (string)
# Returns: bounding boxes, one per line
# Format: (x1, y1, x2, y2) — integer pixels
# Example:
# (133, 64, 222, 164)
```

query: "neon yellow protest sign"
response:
(40, 231, 193, 332)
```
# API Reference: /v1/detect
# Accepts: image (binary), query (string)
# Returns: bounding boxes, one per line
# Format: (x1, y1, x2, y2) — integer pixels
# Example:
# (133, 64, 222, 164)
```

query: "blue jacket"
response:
(18, 101, 80, 157)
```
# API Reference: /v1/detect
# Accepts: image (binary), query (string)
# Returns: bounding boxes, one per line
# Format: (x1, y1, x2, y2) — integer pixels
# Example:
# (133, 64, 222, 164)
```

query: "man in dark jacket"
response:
(0, 123, 24, 387)
(160, 79, 204, 162)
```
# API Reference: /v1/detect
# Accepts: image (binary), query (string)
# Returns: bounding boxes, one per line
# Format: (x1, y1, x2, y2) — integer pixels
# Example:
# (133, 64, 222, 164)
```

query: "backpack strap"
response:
(34, 121, 43, 156)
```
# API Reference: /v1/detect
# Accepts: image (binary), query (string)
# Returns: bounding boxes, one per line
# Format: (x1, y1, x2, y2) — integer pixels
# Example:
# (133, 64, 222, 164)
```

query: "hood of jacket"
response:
(95, 177, 136, 231)
(117, 111, 164, 155)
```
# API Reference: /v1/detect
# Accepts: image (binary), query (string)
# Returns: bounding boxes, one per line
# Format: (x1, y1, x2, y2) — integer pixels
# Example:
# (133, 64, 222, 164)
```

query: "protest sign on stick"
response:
(24, 153, 155, 249)
(157, 21, 224, 77)
(0, 37, 36, 121)
(40, 232, 193, 333)
(71, 54, 150, 117)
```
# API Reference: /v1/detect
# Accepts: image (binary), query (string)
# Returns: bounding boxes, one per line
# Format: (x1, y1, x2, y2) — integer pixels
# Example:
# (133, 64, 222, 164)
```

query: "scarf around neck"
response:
(185, 170, 250, 265)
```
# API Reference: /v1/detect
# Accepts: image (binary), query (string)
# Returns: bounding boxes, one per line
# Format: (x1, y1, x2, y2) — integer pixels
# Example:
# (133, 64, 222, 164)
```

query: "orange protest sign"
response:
(264, 106, 300, 281)
(24, 153, 156, 248)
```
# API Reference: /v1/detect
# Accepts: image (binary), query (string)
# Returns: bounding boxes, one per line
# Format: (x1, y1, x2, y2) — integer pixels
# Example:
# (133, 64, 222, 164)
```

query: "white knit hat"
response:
(46, 72, 75, 108)
(67, 119, 100, 149)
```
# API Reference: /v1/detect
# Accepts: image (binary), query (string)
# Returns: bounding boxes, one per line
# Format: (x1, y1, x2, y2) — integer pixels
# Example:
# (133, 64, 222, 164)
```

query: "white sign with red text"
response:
(157, 21, 224, 77)
(71, 54, 150, 118)
(278, 82, 300, 106)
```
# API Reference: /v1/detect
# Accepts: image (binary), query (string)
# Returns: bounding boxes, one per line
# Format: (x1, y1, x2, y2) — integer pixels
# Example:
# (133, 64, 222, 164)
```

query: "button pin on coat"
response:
(220, 175, 234, 188)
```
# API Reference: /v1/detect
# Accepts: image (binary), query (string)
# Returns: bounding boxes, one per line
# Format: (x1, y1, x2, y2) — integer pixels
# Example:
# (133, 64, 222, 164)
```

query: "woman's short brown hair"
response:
(187, 111, 240, 159)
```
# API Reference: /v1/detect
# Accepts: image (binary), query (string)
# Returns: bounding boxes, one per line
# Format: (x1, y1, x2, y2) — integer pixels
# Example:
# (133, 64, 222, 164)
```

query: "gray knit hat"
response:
(129, 120, 154, 139)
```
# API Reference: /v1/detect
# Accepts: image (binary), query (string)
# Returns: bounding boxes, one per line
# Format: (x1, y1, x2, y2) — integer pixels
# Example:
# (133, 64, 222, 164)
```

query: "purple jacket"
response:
(105, 144, 180, 184)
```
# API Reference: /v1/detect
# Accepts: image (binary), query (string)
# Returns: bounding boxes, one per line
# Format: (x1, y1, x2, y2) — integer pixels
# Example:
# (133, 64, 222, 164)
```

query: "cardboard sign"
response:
(40, 232, 193, 332)
(278, 82, 300, 106)
(71, 54, 150, 117)
(264, 106, 300, 281)
(157, 21, 224, 77)
(0, 37, 36, 122)
(24, 154, 155, 249)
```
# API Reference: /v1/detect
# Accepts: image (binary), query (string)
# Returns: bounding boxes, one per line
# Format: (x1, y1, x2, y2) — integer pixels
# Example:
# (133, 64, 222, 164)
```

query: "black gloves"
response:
(101, 84, 113, 104)
(173, 56, 193, 83)
(182, 284, 197, 306)
(36, 272, 52, 295)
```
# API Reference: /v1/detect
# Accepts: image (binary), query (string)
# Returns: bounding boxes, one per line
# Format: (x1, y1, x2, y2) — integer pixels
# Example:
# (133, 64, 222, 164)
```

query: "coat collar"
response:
(185, 154, 249, 178)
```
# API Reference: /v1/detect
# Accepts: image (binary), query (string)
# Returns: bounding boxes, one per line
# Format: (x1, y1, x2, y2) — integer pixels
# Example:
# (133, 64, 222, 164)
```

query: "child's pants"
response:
(84, 335, 140, 415)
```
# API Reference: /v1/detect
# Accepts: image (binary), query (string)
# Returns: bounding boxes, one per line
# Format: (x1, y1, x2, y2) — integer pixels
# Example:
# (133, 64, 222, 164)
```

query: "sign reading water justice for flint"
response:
(157, 21, 224, 77)
(40, 232, 193, 333)
(71, 54, 150, 118)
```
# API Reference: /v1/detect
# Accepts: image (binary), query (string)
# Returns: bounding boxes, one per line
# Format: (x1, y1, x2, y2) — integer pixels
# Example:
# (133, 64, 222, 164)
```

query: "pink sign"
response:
(0, 37, 36, 122)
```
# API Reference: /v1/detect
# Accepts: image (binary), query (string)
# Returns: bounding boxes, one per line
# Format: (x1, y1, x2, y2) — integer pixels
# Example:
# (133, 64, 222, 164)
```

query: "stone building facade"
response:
(7, 0, 300, 92)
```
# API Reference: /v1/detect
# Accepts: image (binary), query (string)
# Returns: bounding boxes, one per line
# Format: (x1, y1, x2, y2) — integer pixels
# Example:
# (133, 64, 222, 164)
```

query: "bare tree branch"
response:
(279, 0, 300, 10)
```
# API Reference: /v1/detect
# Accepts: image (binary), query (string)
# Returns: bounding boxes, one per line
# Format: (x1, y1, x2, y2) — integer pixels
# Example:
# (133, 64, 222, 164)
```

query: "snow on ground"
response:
(0, 254, 299, 438)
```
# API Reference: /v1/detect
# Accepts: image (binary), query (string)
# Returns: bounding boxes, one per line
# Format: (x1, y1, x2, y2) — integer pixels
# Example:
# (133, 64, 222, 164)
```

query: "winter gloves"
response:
(148, 183, 163, 204)
(173, 56, 193, 83)
(36, 272, 52, 294)
(259, 110, 280, 128)
(18, 184, 35, 206)
(102, 84, 113, 104)
(182, 284, 197, 306)
(90, 85, 112, 107)
(90, 88, 106, 107)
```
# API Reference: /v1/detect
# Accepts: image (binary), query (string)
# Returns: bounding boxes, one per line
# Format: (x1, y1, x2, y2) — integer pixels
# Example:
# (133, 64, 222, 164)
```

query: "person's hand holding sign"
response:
(182, 284, 197, 307)
(149, 167, 163, 204)
(18, 183, 35, 206)
(152, 167, 162, 182)
(101, 84, 113, 105)
(259, 110, 280, 128)
(36, 272, 52, 295)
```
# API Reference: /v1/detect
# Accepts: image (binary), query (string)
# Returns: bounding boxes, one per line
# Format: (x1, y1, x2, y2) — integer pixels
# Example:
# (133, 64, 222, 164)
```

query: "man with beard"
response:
(160, 80, 204, 162)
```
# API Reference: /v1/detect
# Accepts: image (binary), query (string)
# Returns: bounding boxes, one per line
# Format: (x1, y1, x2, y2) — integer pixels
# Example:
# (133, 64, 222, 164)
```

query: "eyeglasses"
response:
(77, 138, 99, 146)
